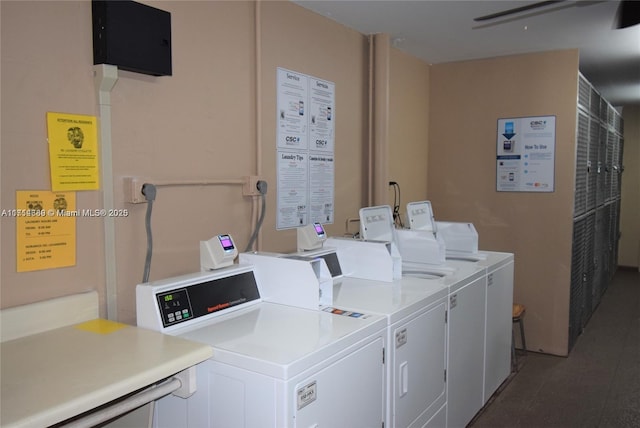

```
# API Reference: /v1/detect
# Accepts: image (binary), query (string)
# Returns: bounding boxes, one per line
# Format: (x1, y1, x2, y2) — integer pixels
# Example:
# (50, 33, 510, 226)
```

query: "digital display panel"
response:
(156, 288, 193, 327)
(313, 223, 325, 237)
(218, 234, 235, 251)
(156, 271, 260, 327)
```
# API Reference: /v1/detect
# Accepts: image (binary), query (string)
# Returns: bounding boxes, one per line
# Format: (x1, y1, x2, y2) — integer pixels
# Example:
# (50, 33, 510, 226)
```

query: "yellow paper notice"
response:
(15, 191, 76, 272)
(47, 112, 100, 191)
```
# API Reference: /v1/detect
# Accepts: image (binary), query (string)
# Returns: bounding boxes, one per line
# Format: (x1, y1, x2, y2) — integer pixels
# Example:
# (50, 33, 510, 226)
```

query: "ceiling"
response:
(293, 0, 640, 107)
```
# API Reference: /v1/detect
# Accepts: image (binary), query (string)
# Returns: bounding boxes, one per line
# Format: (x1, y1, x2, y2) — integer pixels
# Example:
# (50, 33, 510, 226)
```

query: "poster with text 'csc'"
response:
(496, 116, 556, 192)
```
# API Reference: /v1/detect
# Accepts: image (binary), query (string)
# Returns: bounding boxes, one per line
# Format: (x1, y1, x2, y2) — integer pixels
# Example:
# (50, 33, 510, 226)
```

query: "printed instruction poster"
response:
(14, 190, 76, 272)
(308, 77, 335, 153)
(309, 155, 334, 224)
(47, 112, 100, 191)
(276, 68, 335, 229)
(277, 69, 309, 150)
(496, 116, 556, 192)
(277, 151, 309, 229)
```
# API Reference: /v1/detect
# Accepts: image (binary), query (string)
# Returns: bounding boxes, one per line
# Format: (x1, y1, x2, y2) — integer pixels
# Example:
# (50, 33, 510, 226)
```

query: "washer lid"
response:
(447, 251, 514, 272)
(332, 276, 448, 324)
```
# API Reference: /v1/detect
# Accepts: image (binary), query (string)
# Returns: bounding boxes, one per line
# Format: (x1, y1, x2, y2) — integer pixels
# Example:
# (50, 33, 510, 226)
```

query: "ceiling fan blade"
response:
(616, 0, 640, 28)
(474, 0, 566, 22)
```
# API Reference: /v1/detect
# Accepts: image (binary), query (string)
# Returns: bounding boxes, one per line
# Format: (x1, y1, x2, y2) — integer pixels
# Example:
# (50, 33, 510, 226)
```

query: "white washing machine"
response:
(406, 201, 515, 421)
(355, 204, 490, 428)
(241, 247, 452, 428)
(440, 262, 487, 428)
(136, 264, 387, 428)
(445, 251, 514, 405)
(332, 252, 487, 428)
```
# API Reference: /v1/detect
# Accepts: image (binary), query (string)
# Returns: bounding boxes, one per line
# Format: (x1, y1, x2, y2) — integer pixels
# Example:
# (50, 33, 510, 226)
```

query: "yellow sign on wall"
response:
(47, 112, 100, 191)
(15, 191, 76, 272)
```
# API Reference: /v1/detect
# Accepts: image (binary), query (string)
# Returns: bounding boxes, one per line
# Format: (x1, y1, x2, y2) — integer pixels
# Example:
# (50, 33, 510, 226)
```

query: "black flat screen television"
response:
(92, 0, 172, 76)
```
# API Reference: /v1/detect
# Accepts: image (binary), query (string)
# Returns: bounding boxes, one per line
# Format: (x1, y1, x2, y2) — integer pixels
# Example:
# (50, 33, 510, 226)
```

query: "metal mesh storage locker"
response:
(569, 216, 586, 351)
(589, 87, 601, 118)
(570, 74, 624, 352)
(605, 131, 616, 202)
(583, 212, 596, 323)
(597, 124, 608, 206)
(578, 74, 590, 111)
(615, 136, 624, 198)
(602, 203, 613, 288)
(611, 199, 621, 269)
(574, 112, 589, 216)
(592, 207, 605, 311)
(587, 116, 600, 211)
(611, 133, 620, 200)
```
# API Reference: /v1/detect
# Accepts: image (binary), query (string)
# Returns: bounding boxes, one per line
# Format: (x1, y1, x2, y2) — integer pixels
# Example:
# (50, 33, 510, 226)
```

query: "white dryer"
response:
(136, 264, 387, 428)
(328, 274, 449, 428)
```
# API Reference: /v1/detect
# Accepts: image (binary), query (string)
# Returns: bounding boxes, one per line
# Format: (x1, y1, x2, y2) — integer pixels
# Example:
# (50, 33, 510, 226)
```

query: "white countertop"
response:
(0, 319, 212, 428)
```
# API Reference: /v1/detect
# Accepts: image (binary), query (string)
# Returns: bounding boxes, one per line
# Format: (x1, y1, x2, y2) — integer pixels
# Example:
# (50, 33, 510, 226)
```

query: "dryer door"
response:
(393, 301, 447, 428)
(293, 336, 385, 428)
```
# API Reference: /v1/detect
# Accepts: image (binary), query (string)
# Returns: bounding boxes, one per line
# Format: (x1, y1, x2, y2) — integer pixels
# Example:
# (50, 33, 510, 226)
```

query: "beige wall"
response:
(619, 106, 640, 269)
(428, 50, 580, 356)
(388, 48, 430, 217)
(1, 1, 370, 323)
(1, 1, 106, 310)
(256, 1, 370, 251)
(2, 1, 635, 357)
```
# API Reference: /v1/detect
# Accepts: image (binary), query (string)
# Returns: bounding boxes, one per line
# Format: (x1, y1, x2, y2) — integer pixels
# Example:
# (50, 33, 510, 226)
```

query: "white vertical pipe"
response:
(94, 64, 119, 320)
(373, 33, 391, 206)
(254, 0, 263, 250)
(367, 35, 375, 207)
(255, 0, 263, 179)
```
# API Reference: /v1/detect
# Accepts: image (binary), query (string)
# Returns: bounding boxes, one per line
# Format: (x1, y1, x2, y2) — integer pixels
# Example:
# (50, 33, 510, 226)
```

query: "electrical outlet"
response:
(243, 176, 264, 196)
(123, 177, 147, 203)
